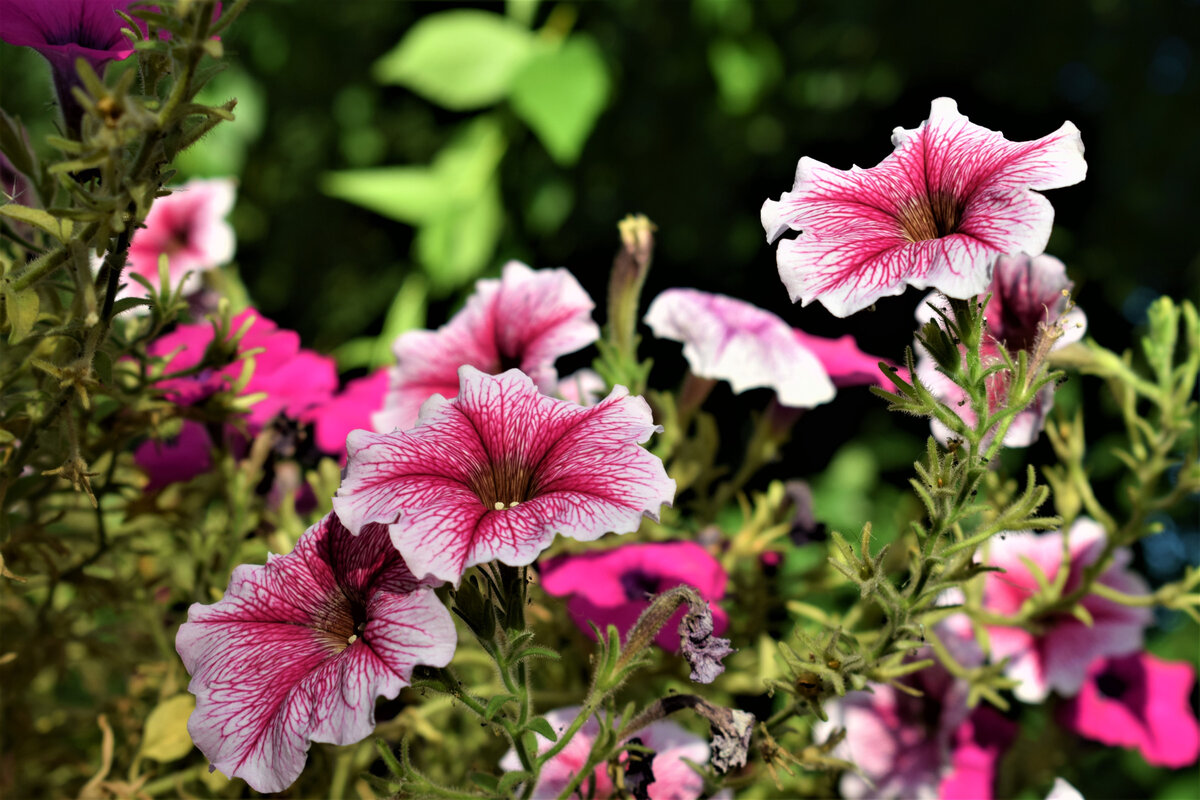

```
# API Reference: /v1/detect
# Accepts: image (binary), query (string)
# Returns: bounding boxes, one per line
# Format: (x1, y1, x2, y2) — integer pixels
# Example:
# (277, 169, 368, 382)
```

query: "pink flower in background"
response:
(176, 513, 456, 793)
(644, 289, 840, 408)
(133, 419, 213, 491)
(540, 542, 728, 652)
(762, 97, 1087, 317)
(373, 261, 599, 432)
(981, 518, 1152, 703)
(938, 706, 1018, 800)
(334, 367, 675, 585)
(916, 253, 1086, 447)
(500, 706, 729, 800)
(120, 178, 236, 304)
(1060, 652, 1200, 767)
(304, 368, 390, 458)
(558, 368, 607, 407)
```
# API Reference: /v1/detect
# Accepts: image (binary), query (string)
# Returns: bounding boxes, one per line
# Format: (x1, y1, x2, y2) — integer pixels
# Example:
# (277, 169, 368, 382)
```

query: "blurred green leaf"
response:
(373, 10, 538, 110)
(0, 205, 72, 240)
(321, 167, 448, 225)
(3, 284, 38, 343)
(510, 34, 611, 165)
(372, 273, 427, 367)
(140, 694, 195, 762)
(416, 179, 504, 294)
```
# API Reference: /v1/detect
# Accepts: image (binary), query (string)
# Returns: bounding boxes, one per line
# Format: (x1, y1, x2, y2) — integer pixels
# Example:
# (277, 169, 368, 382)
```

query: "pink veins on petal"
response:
(175, 513, 456, 794)
(333, 367, 676, 585)
(373, 260, 600, 432)
(762, 97, 1087, 317)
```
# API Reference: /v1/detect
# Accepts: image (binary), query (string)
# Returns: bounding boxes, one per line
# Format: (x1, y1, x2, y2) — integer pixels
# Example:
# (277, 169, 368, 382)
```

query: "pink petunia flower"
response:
(644, 289, 891, 408)
(915, 253, 1087, 447)
(373, 261, 600, 432)
(499, 706, 731, 800)
(303, 368, 391, 459)
(762, 97, 1087, 317)
(1060, 652, 1200, 768)
(133, 419, 213, 491)
(540, 541, 728, 652)
(120, 178, 237, 305)
(558, 368, 607, 407)
(980, 517, 1152, 703)
(176, 513, 457, 794)
(333, 367, 675, 585)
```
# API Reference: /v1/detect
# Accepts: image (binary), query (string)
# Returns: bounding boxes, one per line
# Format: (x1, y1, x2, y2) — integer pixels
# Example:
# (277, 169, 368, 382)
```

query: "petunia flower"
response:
(334, 367, 675, 585)
(1060, 652, 1200, 768)
(118, 178, 237, 306)
(133, 419, 213, 491)
(980, 517, 1152, 703)
(915, 253, 1087, 447)
(558, 368, 607, 407)
(176, 512, 457, 794)
(303, 368, 390, 459)
(373, 261, 600, 432)
(1045, 778, 1085, 800)
(540, 541, 728, 652)
(499, 706, 731, 800)
(644, 289, 893, 408)
(762, 97, 1087, 317)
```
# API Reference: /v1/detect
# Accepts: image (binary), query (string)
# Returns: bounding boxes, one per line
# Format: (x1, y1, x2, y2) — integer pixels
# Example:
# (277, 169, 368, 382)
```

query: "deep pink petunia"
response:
(915, 253, 1087, 447)
(133, 419, 213, 490)
(645, 289, 894, 407)
(304, 368, 391, 458)
(333, 367, 675, 585)
(373, 261, 600, 432)
(1060, 652, 1200, 768)
(499, 706, 731, 800)
(0, 0, 141, 72)
(540, 541, 728, 652)
(119, 178, 236, 305)
(176, 513, 456, 793)
(762, 97, 1087, 317)
(981, 518, 1152, 703)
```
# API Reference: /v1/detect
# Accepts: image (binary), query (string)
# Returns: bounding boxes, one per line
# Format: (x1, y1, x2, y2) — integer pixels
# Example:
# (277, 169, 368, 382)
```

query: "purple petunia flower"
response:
(373, 261, 600, 432)
(762, 97, 1087, 317)
(915, 252, 1087, 447)
(334, 367, 675, 585)
(981, 518, 1152, 703)
(176, 513, 457, 793)
(1060, 652, 1200, 768)
(540, 541, 728, 652)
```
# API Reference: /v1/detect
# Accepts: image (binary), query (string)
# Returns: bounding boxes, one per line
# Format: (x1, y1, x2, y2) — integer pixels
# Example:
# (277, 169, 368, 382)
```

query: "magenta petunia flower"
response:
(303, 368, 390, 459)
(373, 261, 600, 432)
(540, 541, 728, 652)
(762, 97, 1087, 317)
(133, 419, 213, 490)
(119, 178, 237, 305)
(499, 706, 731, 800)
(0, 0, 140, 72)
(915, 253, 1086, 447)
(981, 518, 1152, 703)
(176, 513, 456, 793)
(333, 367, 675, 585)
(1060, 652, 1200, 768)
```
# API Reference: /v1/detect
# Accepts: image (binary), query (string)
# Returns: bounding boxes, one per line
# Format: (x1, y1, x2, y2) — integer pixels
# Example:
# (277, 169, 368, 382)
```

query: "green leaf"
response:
(0, 205, 72, 240)
(373, 10, 538, 110)
(511, 645, 561, 663)
(468, 772, 500, 793)
(497, 769, 531, 796)
(111, 297, 153, 316)
(3, 284, 39, 343)
(510, 35, 611, 165)
(415, 179, 503, 294)
(483, 693, 517, 720)
(525, 716, 558, 742)
(140, 694, 196, 762)
(321, 167, 450, 226)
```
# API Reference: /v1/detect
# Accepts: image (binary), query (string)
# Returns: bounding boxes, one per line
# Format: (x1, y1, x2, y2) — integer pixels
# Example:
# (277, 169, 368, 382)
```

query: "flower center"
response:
(619, 569, 661, 601)
(897, 191, 963, 242)
(468, 457, 536, 511)
(312, 593, 368, 652)
(1096, 671, 1127, 699)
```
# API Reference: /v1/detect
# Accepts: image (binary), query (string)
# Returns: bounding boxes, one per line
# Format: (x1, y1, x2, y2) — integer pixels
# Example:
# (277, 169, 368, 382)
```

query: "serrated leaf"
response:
(140, 694, 196, 762)
(373, 10, 538, 110)
(510, 35, 610, 165)
(525, 716, 558, 742)
(0, 205, 72, 240)
(3, 284, 39, 343)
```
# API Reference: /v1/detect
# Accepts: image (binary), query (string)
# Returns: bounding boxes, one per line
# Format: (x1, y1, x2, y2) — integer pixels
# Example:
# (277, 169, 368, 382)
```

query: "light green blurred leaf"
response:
(321, 167, 448, 225)
(373, 10, 538, 110)
(416, 179, 504, 294)
(140, 694, 195, 763)
(373, 273, 428, 367)
(510, 35, 611, 165)
(3, 284, 39, 343)
(0, 205, 71, 240)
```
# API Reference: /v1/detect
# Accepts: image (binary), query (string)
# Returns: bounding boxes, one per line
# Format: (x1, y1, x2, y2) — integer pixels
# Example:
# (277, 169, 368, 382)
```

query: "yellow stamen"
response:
(347, 634, 357, 645)
(493, 501, 505, 511)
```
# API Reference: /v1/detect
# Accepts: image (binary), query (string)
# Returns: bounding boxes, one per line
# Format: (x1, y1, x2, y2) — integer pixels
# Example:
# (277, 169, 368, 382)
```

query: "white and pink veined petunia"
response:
(176, 513, 456, 794)
(915, 253, 1087, 447)
(762, 97, 1087, 317)
(335, 367, 675, 585)
(373, 261, 600, 432)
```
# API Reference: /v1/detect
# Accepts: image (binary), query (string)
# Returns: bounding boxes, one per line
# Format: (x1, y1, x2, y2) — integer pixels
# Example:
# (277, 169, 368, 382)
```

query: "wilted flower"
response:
(540, 541, 728, 652)
(373, 261, 599, 432)
(334, 367, 675, 584)
(915, 253, 1087, 446)
(762, 97, 1087, 317)
(176, 513, 456, 793)
(981, 518, 1152, 703)
(1060, 652, 1200, 767)
(499, 706, 729, 800)
(678, 598, 735, 684)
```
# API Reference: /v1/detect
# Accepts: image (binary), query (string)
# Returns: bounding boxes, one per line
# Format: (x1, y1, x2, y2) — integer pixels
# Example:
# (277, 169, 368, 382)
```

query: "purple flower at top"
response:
(373, 261, 600, 432)
(762, 97, 1087, 317)
(981, 518, 1152, 703)
(499, 706, 731, 800)
(540, 541, 728, 652)
(916, 253, 1087, 447)
(334, 367, 675, 585)
(1060, 652, 1200, 768)
(644, 289, 893, 408)
(176, 512, 457, 794)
